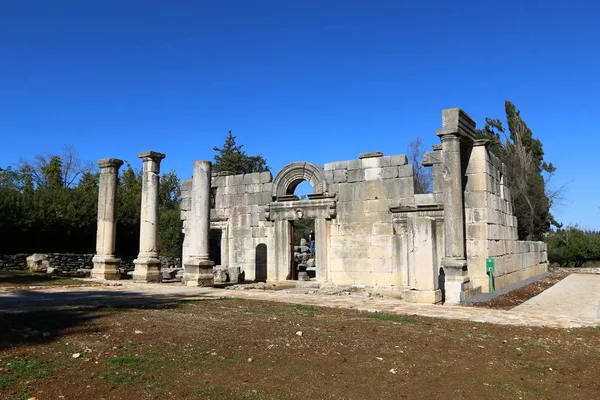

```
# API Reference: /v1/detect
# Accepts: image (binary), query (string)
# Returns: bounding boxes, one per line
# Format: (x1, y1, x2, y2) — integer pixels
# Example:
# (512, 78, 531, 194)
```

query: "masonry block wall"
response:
(181, 171, 275, 282)
(464, 142, 548, 293)
(323, 153, 416, 286)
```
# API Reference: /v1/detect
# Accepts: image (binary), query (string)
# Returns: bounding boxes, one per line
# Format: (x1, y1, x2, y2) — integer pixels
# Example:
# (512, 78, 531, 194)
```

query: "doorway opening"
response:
(289, 218, 315, 281)
(209, 229, 222, 266)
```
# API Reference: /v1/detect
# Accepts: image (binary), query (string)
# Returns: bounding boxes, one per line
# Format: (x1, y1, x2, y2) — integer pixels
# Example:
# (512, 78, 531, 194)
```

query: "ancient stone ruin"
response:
(92, 108, 548, 305)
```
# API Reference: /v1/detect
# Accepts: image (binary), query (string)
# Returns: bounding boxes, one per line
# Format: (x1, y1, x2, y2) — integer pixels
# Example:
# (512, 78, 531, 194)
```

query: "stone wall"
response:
(179, 107, 549, 303)
(324, 152, 415, 286)
(181, 171, 274, 282)
(0, 253, 180, 273)
(464, 142, 548, 292)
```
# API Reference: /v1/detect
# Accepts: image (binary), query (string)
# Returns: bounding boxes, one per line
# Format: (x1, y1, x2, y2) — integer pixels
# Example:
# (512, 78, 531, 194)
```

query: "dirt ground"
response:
(468, 271, 572, 310)
(1, 298, 599, 400)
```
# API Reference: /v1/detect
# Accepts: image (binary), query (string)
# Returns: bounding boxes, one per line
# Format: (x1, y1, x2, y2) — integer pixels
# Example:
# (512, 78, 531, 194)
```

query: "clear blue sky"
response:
(1, 1, 599, 229)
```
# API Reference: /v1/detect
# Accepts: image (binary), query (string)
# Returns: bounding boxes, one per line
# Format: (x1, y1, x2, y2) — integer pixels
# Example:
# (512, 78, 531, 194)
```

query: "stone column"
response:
(183, 160, 215, 286)
(436, 108, 476, 304)
(133, 151, 166, 283)
(92, 158, 124, 280)
(314, 218, 329, 283)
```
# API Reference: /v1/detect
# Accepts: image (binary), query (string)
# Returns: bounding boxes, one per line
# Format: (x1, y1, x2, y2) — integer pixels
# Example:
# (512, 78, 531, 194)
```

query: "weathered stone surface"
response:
(27, 254, 49, 273)
(176, 107, 547, 305)
(359, 151, 383, 159)
(133, 151, 165, 283)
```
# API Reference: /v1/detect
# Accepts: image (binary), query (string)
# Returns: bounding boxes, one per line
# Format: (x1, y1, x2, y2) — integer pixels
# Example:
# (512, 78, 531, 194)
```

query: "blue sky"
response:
(1, 0, 599, 228)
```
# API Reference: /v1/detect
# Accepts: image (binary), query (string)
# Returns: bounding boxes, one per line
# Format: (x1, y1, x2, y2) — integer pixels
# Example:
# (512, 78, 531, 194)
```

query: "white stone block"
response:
(364, 167, 382, 181)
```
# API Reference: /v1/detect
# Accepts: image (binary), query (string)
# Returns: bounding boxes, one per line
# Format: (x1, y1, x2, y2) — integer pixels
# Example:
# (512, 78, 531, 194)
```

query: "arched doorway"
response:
(267, 162, 336, 283)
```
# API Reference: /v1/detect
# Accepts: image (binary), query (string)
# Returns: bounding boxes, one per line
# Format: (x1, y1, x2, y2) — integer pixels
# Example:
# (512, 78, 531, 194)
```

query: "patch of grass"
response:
(295, 304, 321, 317)
(16, 391, 33, 400)
(109, 356, 140, 366)
(365, 313, 417, 323)
(0, 359, 56, 389)
(524, 365, 542, 372)
(246, 307, 286, 315)
(98, 371, 136, 384)
(295, 304, 320, 313)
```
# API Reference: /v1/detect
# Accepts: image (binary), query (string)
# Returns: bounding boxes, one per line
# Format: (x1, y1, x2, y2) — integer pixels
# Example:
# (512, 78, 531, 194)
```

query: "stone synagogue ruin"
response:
(91, 108, 548, 305)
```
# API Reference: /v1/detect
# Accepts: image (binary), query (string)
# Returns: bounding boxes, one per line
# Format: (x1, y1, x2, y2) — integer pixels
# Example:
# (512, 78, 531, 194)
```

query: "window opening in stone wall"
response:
(209, 229, 222, 266)
(292, 218, 316, 281)
(294, 180, 313, 200)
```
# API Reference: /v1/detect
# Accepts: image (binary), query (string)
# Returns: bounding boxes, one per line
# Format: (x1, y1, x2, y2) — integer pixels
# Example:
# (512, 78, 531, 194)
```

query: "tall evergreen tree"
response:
(213, 130, 269, 174)
(477, 101, 558, 240)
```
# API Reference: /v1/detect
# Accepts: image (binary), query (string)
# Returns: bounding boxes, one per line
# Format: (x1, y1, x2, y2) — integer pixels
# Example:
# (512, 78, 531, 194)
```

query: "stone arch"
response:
(271, 162, 328, 199)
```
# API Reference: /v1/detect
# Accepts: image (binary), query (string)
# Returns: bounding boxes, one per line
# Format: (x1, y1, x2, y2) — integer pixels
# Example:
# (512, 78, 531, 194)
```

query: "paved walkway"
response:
(513, 274, 600, 319)
(1, 275, 599, 329)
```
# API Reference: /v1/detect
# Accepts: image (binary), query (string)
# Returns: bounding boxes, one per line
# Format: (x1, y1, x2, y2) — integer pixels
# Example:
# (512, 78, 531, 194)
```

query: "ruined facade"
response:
(179, 108, 547, 303)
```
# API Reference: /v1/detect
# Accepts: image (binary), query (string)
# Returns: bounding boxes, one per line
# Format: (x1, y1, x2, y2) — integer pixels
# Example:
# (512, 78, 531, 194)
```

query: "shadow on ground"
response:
(0, 289, 219, 351)
(0, 271, 63, 285)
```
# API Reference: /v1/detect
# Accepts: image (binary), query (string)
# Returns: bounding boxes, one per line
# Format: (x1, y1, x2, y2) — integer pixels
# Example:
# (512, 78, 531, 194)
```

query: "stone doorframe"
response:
(267, 161, 335, 283)
(209, 218, 229, 268)
(390, 204, 444, 303)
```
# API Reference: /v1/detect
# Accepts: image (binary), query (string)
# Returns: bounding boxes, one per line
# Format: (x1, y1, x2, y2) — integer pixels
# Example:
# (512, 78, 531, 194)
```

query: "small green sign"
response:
(486, 258, 495, 273)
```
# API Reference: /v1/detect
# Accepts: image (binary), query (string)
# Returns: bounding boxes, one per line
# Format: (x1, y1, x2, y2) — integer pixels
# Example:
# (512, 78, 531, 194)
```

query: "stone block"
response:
(244, 183, 262, 194)
(347, 159, 362, 170)
(243, 173, 260, 185)
(324, 170, 334, 184)
(362, 157, 381, 169)
(180, 197, 191, 211)
(364, 167, 382, 181)
(347, 169, 364, 182)
(258, 171, 271, 183)
(363, 180, 385, 200)
(181, 180, 192, 192)
(398, 164, 414, 178)
(27, 254, 50, 273)
(464, 191, 487, 208)
(388, 154, 408, 166)
(381, 166, 399, 179)
(333, 169, 347, 183)
(225, 174, 244, 186)
(359, 151, 383, 159)
(467, 223, 487, 240)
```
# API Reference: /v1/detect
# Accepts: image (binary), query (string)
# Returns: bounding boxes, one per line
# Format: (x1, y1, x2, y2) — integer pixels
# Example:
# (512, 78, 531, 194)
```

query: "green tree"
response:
(213, 130, 269, 174)
(477, 101, 558, 240)
(158, 170, 182, 258)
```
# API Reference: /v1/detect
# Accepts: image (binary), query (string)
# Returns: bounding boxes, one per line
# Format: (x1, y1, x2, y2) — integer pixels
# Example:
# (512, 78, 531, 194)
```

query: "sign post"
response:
(486, 258, 496, 293)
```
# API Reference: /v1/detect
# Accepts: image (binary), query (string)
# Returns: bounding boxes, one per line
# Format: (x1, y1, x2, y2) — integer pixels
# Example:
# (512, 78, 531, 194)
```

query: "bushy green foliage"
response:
(546, 227, 600, 266)
(0, 151, 182, 258)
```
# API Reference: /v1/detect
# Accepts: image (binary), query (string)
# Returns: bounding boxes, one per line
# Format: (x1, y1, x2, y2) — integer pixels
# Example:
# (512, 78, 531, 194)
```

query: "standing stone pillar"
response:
(133, 151, 166, 283)
(436, 108, 476, 304)
(183, 160, 215, 286)
(92, 158, 124, 280)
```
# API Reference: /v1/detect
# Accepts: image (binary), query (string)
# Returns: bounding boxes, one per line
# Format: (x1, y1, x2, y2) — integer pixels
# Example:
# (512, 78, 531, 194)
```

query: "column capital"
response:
(98, 158, 124, 170)
(137, 151, 166, 162)
(436, 108, 477, 141)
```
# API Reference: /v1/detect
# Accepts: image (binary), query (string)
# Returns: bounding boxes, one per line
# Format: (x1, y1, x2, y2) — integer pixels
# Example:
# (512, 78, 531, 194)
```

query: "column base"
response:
(91, 255, 121, 280)
(441, 257, 469, 305)
(183, 258, 215, 287)
(132, 257, 162, 283)
(403, 289, 443, 304)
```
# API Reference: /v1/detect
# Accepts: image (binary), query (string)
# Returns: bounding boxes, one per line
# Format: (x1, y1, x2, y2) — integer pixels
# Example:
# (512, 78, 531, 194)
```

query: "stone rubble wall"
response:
(324, 153, 416, 286)
(0, 253, 180, 273)
(181, 171, 275, 281)
(464, 143, 548, 292)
